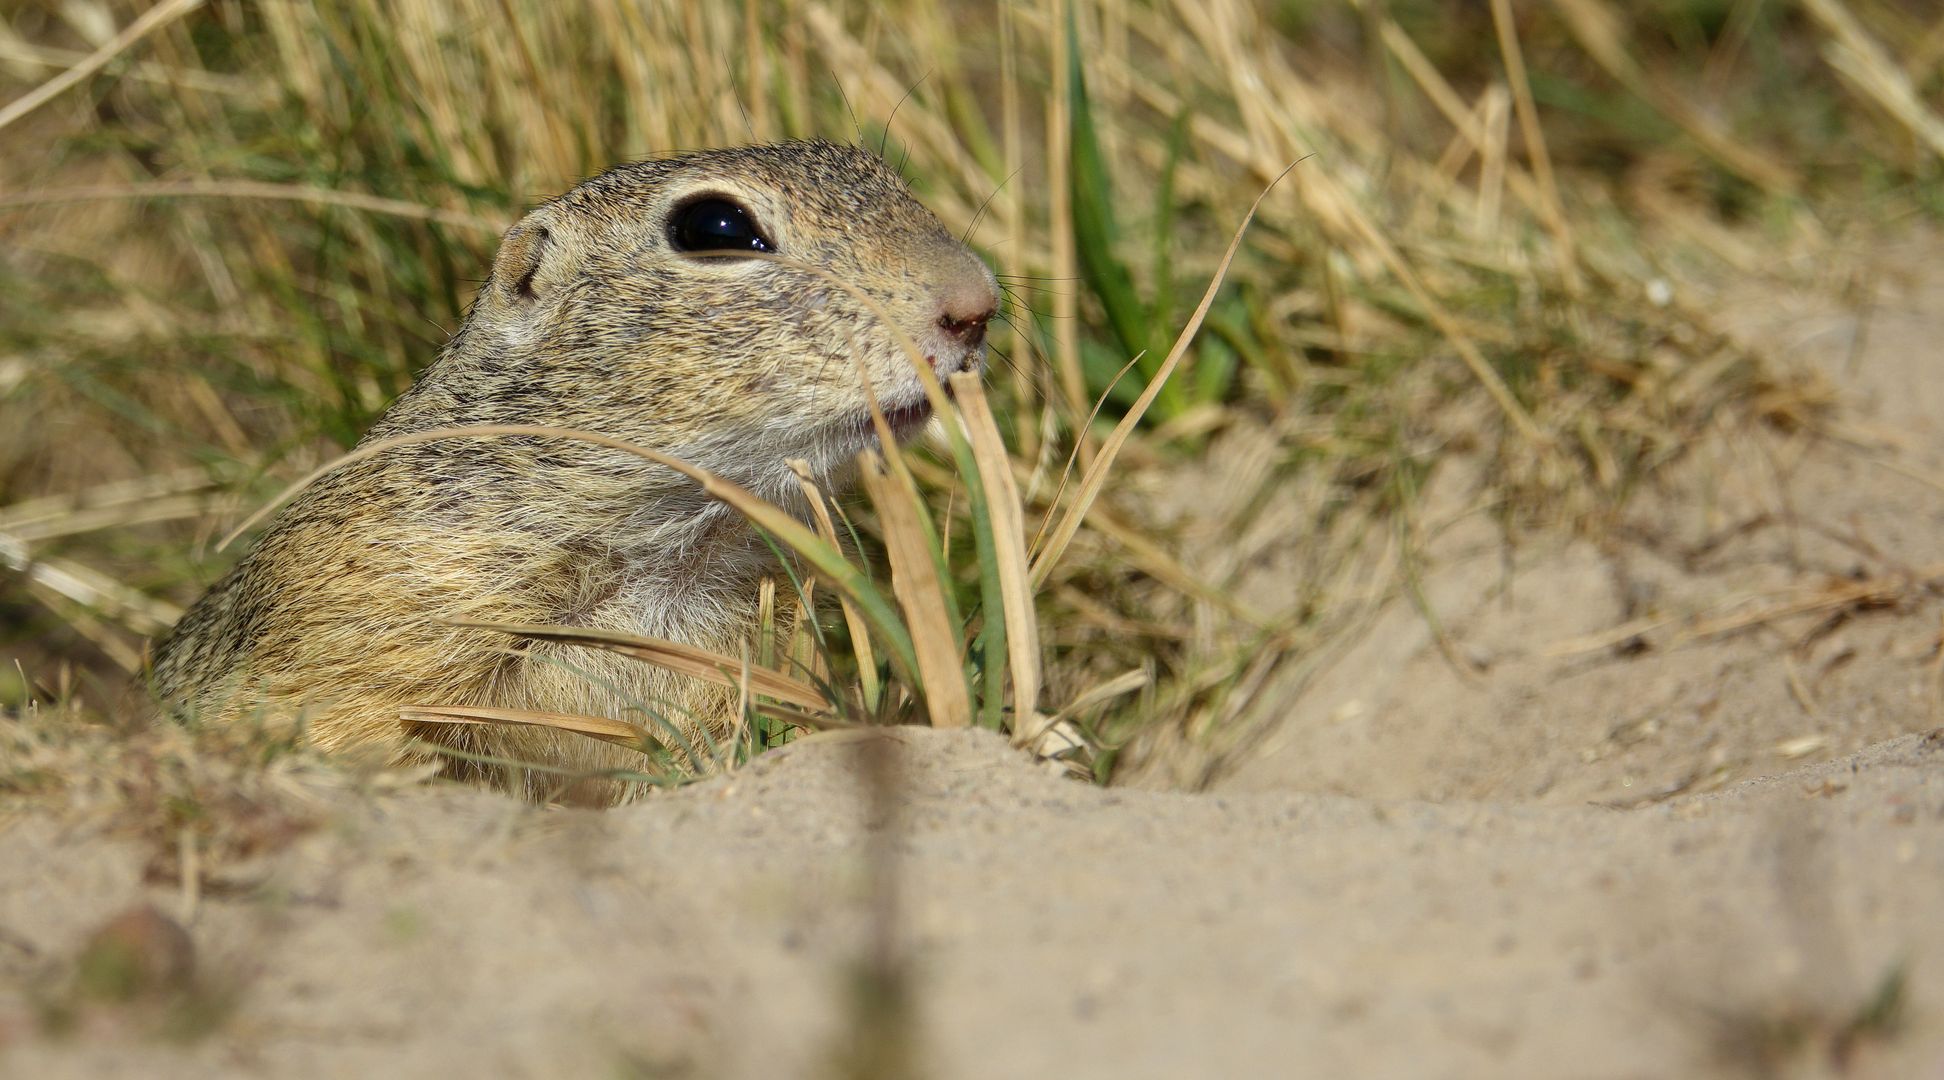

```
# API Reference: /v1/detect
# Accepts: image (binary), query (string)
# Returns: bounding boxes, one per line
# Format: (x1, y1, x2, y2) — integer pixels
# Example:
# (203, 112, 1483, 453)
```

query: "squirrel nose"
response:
(936, 280, 997, 349)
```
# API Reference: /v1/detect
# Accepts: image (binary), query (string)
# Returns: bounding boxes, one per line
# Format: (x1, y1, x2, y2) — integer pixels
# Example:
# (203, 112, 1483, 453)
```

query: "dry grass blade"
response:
(1552, 0, 1799, 195)
(1028, 164, 1296, 591)
(17, 587, 145, 673)
(454, 620, 832, 712)
(1547, 563, 1944, 657)
(1049, 666, 1151, 727)
(858, 451, 972, 729)
(0, 36, 263, 97)
(748, 701, 855, 732)
(0, 0, 206, 134)
(221, 425, 795, 569)
(398, 704, 654, 749)
(1024, 351, 1145, 559)
(214, 421, 920, 683)
(1848, 448, 1944, 497)
(730, 649, 752, 757)
(1084, 507, 1272, 628)
(0, 529, 182, 638)
(2, 494, 216, 545)
(0, 181, 501, 233)
(1542, 615, 1679, 658)
(0, 469, 220, 532)
(1678, 565, 1944, 643)
(1488, 0, 1581, 292)
(790, 459, 881, 709)
(951, 373, 1042, 739)
(1800, 0, 1944, 161)
(1311, 169, 1545, 446)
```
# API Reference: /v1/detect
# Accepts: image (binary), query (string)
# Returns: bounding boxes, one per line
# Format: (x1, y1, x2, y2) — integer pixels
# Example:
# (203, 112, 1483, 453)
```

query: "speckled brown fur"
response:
(150, 141, 998, 805)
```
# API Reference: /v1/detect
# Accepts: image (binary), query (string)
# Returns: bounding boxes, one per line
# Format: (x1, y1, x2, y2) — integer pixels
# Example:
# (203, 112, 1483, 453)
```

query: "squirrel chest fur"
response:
(150, 140, 1000, 804)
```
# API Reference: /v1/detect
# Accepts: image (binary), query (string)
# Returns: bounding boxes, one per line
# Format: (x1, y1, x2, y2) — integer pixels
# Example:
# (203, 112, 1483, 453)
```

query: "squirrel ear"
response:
(491, 219, 556, 307)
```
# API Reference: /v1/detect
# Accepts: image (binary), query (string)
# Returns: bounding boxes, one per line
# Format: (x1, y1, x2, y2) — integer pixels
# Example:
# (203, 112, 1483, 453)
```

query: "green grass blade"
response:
(1064, 2, 1173, 418)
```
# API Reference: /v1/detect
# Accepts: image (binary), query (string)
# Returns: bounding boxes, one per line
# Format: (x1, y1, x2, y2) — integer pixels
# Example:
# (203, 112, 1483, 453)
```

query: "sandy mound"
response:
(1, 727, 1938, 1078)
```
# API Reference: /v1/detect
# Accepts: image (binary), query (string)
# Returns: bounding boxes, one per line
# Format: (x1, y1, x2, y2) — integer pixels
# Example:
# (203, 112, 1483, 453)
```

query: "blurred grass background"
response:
(1, 0, 1940, 778)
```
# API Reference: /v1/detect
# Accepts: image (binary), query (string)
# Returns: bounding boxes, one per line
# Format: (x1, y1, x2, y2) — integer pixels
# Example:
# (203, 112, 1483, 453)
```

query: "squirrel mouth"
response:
(858, 359, 974, 446)
(860, 374, 964, 444)
(866, 398, 934, 443)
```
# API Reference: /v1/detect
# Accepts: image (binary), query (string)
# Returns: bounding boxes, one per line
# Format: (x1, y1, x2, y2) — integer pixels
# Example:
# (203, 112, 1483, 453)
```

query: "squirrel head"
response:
(444, 140, 999, 492)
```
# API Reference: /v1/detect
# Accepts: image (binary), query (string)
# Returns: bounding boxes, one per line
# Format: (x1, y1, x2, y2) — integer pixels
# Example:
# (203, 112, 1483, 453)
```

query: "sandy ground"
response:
(1208, 235, 1944, 810)
(3, 238, 1942, 1078)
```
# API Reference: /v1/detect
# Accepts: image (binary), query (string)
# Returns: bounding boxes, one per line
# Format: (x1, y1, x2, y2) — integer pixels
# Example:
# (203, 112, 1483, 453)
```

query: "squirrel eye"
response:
(670, 197, 773, 255)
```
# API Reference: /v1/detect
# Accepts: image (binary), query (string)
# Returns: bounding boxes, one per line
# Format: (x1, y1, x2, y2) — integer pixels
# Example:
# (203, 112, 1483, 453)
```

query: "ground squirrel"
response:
(150, 140, 999, 804)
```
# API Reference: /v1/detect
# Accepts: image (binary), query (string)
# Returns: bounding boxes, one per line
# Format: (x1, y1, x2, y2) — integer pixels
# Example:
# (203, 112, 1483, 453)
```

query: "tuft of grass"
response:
(2, 0, 1940, 777)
